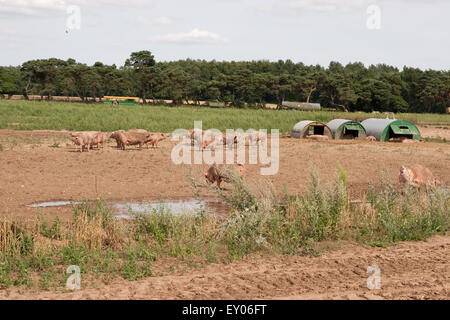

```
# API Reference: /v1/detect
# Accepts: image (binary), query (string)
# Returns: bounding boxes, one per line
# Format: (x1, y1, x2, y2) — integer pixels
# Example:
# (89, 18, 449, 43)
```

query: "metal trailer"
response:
(280, 101, 322, 111)
(326, 119, 367, 140)
(291, 120, 333, 139)
(360, 118, 421, 141)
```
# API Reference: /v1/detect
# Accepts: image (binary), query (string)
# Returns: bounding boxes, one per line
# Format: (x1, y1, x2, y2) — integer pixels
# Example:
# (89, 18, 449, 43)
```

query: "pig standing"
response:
(398, 164, 440, 188)
(204, 164, 245, 189)
(70, 131, 103, 152)
(147, 132, 167, 148)
(115, 131, 152, 150)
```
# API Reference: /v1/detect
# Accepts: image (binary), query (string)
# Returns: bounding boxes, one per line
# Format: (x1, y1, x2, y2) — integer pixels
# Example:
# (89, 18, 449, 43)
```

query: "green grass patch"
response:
(0, 100, 449, 133)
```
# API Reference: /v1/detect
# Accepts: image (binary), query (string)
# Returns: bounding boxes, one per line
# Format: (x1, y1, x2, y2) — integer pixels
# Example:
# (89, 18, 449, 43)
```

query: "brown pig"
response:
(204, 164, 245, 189)
(146, 132, 167, 148)
(116, 131, 152, 150)
(306, 135, 329, 141)
(398, 164, 440, 188)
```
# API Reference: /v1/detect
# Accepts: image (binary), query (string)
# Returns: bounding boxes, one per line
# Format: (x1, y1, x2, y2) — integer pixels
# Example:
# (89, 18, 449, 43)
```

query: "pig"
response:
(128, 129, 154, 148)
(69, 131, 102, 152)
(365, 136, 377, 142)
(202, 137, 217, 150)
(204, 164, 245, 189)
(115, 131, 152, 150)
(90, 132, 107, 149)
(389, 137, 405, 143)
(222, 132, 238, 147)
(398, 164, 441, 189)
(189, 128, 204, 148)
(248, 131, 265, 145)
(110, 130, 125, 148)
(306, 135, 329, 141)
(70, 134, 85, 152)
(204, 165, 228, 189)
(146, 132, 167, 148)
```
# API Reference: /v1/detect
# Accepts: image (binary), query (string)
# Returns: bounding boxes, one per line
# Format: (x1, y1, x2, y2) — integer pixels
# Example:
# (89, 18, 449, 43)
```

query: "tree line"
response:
(0, 50, 449, 113)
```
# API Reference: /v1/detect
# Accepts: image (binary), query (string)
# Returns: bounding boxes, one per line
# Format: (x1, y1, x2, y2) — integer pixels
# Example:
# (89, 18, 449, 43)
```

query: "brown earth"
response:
(0, 127, 449, 300)
(0, 235, 448, 300)
(419, 125, 450, 140)
(0, 127, 449, 221)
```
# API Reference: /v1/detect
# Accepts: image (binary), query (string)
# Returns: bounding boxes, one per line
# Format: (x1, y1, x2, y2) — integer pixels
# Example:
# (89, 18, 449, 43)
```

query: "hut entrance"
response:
(342, 123, 365, 139)
(342, 128, 360, 139)
(308, 125, 325, 136)
(291, 121, 333, 139)
(388, 124, 414, 140)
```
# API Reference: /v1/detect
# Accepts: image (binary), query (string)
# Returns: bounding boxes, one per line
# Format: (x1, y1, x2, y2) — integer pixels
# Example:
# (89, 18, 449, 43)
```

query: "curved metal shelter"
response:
(327, 119, 367, 140)
(291, 120, 333, 139)
(361, 118, 421, 141)
(281, 101, 322, 111)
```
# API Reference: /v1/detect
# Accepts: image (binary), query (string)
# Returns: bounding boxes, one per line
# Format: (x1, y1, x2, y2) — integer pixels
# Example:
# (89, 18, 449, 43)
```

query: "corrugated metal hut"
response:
(291, 120, 333, 139)
(361, 118, 421, 141)
(281, 101, 322, 111)
(327, 119, 367, 140)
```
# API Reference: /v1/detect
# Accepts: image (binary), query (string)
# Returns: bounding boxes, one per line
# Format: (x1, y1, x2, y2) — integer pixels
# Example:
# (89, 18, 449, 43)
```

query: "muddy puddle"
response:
(27, 198, 229, 219)
(27, 201, 81, 208)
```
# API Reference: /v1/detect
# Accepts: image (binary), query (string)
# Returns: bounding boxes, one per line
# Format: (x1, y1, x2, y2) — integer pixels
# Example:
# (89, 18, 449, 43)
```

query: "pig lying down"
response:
(398, 164, 441, 189)
(306, 135, 329, 141)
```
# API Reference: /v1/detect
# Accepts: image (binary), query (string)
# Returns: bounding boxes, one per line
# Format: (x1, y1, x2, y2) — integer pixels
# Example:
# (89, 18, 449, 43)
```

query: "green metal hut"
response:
(327, 119, 367, 140)
(361, 118, 421, 142)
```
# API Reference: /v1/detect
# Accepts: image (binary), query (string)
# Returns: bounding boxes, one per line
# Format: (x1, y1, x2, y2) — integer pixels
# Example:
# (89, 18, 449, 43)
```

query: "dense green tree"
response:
(0, 67, 20, 97)
(124, 51, 156, 103)
(1, 54, 447, 113)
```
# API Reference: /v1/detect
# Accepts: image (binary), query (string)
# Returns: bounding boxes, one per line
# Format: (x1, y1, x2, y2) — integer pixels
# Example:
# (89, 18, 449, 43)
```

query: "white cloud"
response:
(265, 0, 447, 14)
(0, 0, 151, 16)
(283, 0, 366, 13)
(137, 16, 172, 26)
(151, 28, 229, 45)
(0, 0, 67, 16)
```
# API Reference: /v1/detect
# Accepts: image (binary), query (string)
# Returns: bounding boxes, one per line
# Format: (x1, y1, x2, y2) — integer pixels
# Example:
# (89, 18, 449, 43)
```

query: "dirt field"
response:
(0, 127, 449, 300)
(0, 234, 447, 300)
(0, 127, 449, 221)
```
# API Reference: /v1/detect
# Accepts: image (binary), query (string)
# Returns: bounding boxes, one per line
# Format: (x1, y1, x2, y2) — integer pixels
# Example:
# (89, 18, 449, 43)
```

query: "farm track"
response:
(1, 235, 448, 300)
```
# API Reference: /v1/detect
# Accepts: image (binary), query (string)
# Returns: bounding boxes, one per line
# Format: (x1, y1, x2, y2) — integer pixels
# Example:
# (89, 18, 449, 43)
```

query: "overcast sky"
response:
(0, 0, 449, 70)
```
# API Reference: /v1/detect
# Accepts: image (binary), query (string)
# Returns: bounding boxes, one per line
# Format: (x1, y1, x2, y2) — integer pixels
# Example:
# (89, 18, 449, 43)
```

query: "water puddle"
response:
(27, 201, 81, 208)
(113, 199, 227, 219)
(27, 198, 228, 219)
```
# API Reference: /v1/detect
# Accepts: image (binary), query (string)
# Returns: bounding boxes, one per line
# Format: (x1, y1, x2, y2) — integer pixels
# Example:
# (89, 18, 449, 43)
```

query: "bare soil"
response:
(0, 127, 448, 300)
(0, 235, 448, 300)
(0, 127, 449, 221)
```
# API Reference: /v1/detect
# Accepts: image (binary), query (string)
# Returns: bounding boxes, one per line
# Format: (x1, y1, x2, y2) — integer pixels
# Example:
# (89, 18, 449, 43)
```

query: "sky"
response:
(0, 0, 449, 70)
